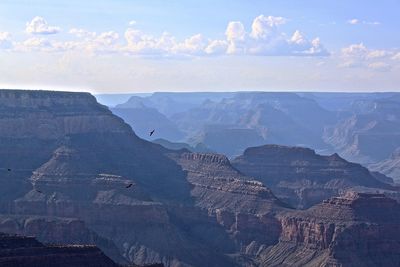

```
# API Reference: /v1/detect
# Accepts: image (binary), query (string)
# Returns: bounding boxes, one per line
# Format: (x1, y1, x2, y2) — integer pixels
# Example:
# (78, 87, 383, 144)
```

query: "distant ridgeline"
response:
(103, 91, 400, 183)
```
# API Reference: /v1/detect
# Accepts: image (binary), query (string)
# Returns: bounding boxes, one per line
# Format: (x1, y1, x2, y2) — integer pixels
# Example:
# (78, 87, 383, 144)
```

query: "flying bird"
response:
(36, 189, 43, 194)
(149, 129, 155, 136)
(7, 168, 11, 172)
(125, 183, 133, 188)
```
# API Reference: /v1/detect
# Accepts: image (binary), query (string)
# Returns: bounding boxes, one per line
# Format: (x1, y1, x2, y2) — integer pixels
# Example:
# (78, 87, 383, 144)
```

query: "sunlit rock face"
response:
(257, 192, 400, 267)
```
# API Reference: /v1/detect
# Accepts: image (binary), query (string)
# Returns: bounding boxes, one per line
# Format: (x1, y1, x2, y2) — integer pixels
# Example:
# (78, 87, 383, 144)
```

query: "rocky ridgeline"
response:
(257, 192, 400, 266)
(370, 147, 400, 183)
(0, 90, 131, 138)
(232, 144, 395, 208)
(0, 232, 118, 267)
(171, 152, 289, 213)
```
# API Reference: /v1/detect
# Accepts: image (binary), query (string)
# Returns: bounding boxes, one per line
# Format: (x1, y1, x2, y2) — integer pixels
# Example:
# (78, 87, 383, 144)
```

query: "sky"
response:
(0, 0, 399, 93)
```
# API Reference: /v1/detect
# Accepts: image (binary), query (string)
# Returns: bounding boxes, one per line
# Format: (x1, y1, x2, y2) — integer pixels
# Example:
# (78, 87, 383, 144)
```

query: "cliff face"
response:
(168, 152, 289, 251)
(170, 152, 289, 213)
(232, 144, 394, 208)
(370, 148, 400, 183)
(0, 90, 271, 267)
(258, 192, 400, 267)
(0, 90, 200, 266)
(0, 232, 118, 267)
(2, 90, 400, 267)
(0, 90, 135, 205)
(0, 215, 125, 263)
(323, 96, 400, 164)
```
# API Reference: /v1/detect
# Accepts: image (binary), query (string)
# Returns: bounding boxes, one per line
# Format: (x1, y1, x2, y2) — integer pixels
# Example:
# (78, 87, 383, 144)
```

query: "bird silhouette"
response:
(7, 168, 11, 172)
(149, 129, 155, 136)
(125, 183, 133, 188)
(36, 189, 43, 194)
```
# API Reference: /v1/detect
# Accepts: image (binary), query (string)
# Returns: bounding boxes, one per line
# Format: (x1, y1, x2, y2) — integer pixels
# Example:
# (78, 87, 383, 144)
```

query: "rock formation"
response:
(0, 90, 270, 266)
(0, 232, 118, 267)
(257, 192, 400, 267)
(1, 89, 399, 267)
(323, 96, 400, 164)
(232, 144, 395, 208)
(370, 147, 400, 183)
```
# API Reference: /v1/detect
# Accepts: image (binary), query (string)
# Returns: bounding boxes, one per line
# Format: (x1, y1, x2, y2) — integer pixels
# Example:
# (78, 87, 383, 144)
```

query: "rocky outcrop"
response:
(171, 152, 288, 214)
(257, 192, 400, 267)
(0, 232, 118, 267)
(0, 215, 125, 263)
(232, 144, 394, 208)
(323, 96, 400, 164)
(370, 148, 400, 183)
(168, 152, 290, 254)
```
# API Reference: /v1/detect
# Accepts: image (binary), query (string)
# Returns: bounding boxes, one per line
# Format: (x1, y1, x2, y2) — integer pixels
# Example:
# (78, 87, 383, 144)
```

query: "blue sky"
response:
(0, 0, 399, 93)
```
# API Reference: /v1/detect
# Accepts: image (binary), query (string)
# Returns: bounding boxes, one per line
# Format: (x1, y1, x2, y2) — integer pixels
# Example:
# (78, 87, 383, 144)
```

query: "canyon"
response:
(0, 89, 399, 266)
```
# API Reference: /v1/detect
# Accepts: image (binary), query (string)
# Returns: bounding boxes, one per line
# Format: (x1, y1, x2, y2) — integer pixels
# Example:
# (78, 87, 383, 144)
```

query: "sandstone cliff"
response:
(257, 192, 400, 267)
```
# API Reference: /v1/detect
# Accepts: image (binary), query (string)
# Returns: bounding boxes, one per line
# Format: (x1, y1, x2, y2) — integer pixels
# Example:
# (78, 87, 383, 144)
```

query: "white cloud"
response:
(347, 19, 360, 25)
(26, 16, 61, 34)
(123, 28, 169, 54)
(0, 32, 12, 49)
(347, 18, 381, 26)
(366, 49, 387, 59)
(14, 37, 53, 52)
(342, 43, 368, 58)
(205, 39, 228, 55)
(392, 52, 400, 61)
(250, 15, 286, 39)
(174, 34, 206, 55)
(10, 14, 328, 58)
(340, 43, 398, 71)
(225, 21, 246, 54)
(225, 21, 246, 41)
(290, 30, 307, 45)
(96, 31, 119, 46)
(69, 28, 96, 38)
(14, 28, 119, 54)
(364, 21, 381, 25)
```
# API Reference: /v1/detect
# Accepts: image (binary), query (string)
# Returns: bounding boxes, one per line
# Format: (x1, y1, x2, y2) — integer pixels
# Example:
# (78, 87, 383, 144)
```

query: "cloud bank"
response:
(5, 15, 328, 58)
(25, 16, 61, 34)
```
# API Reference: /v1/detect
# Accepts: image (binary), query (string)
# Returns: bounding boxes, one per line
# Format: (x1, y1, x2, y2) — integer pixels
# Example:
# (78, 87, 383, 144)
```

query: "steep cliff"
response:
(232, 144, 394, 208)
(0, 90, 257, 266)
(2, 90, 399, 267)
(257, 192, 400, 267)
(323, 96, 400, 164)
(370, 148, 400, 183)
(0, 232, 118, 267)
